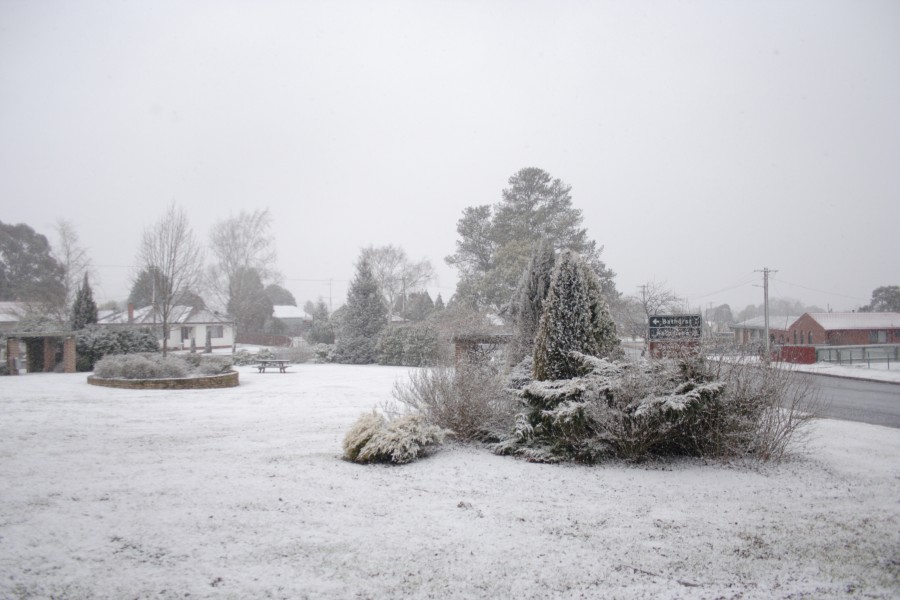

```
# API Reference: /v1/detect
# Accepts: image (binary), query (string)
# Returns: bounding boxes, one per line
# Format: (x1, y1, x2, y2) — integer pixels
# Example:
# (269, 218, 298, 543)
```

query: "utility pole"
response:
(755, 267, 778, 359)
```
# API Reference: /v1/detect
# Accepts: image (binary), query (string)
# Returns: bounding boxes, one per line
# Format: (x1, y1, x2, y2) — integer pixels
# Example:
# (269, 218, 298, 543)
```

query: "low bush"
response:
(273, 344, 313, 364)
(390, 363, 517, 441)
(158, 352, 234, 375)
(493, 352, 817, 464)
(93, 353, 234, 379)
(231, 348, 275, 366)
(376, 324, 446, 367)
(76, 326, 159, 371)
(310, 343, 336, 363)
(94, 354, 189, 380)
(343, 411, 449, 464)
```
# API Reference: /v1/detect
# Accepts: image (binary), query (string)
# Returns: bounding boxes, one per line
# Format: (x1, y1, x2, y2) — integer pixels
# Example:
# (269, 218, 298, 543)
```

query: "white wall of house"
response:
(163, 323, 235, 350)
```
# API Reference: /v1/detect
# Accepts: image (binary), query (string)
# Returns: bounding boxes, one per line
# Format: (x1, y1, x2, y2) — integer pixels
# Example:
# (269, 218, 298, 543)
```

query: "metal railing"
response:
(816, 344, 899, 369)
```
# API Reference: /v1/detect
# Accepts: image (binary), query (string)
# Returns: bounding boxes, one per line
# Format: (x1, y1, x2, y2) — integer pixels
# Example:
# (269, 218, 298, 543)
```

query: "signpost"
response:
(648, 314, 702, 357)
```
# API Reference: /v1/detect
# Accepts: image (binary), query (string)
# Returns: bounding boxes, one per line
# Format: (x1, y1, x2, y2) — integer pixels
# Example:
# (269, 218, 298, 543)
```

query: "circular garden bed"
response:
(87, 370, 239, 390)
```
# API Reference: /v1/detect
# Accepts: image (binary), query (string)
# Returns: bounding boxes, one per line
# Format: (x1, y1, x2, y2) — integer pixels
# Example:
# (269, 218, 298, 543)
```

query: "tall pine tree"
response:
(533, 251, 619, 381)
(335, 259, 388, 363)
(71, 273, 98, 330)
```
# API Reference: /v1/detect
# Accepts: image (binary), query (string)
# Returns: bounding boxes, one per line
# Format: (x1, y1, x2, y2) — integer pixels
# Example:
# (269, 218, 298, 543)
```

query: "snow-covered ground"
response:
(1, 365, 898, 599)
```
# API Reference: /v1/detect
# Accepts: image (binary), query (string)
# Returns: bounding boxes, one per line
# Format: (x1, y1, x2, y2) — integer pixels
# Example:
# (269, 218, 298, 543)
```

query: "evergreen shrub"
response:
(494, 352, 816, 463)
(76, 326, 159, 371)
(94, 354, 189, 379)
(93, 353, 235, 379)
(376, 324, 445, 367)
(231, 348, 275, 366)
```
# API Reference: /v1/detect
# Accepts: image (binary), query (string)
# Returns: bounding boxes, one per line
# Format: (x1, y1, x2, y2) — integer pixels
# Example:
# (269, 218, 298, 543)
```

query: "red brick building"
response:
(731, 315, 800, 346)
(786, 312, 900, 346)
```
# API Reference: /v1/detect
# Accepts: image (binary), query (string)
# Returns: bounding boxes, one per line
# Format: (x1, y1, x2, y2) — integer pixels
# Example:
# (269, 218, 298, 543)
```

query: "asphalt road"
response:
(792, 372, 900, 429)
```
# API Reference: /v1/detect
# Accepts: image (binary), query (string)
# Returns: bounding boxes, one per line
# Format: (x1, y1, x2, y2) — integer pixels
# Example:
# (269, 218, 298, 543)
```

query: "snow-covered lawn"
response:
(1, 365, 898, 599)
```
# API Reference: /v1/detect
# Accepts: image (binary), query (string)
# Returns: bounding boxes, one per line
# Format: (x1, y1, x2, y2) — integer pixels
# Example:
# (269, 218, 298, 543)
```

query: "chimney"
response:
(128, 303, 134, 323)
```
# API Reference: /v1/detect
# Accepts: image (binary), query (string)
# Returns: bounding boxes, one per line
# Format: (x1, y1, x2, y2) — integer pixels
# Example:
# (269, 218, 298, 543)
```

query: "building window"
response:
(808, 332, 813, 345)
(181, 327, 193, 342)
(870, 330, 887, 343)
(209, 325, 224, 339)
(793, 331, 797, 344)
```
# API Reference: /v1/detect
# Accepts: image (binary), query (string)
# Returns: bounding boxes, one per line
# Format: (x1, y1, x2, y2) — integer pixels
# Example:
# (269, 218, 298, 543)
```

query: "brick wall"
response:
(786, 314, 827, 345)
(778, 345, 816, 364)
(87, 371, 239, 390)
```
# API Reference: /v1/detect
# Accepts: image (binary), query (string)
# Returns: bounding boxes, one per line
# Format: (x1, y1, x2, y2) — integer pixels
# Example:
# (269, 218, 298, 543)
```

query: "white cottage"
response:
(98, 305, 235, 350)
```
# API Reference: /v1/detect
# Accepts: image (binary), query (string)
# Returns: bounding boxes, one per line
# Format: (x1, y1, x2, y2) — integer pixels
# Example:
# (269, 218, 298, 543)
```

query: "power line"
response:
(769, 276, 868, 303)
(683, 272, 759, 301)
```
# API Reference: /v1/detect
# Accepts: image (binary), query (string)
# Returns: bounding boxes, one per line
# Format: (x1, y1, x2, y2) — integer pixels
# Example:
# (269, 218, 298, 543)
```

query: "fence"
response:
(816, 344, 899, 369)
(236, 333, 293, 347)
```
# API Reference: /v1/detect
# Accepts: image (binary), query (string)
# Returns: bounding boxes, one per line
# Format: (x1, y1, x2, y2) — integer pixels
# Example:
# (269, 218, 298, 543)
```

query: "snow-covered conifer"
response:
(71, 273, 98, 330)
(334, 259, 388, 363)
(532, 251, 619, 381)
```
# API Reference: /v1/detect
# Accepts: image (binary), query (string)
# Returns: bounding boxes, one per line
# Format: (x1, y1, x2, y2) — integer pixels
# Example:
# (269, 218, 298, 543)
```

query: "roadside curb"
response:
(788, 368, 900, 386)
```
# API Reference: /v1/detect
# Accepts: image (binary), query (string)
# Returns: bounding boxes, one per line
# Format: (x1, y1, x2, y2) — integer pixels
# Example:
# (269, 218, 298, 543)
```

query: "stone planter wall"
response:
(87, 370, 239, 390)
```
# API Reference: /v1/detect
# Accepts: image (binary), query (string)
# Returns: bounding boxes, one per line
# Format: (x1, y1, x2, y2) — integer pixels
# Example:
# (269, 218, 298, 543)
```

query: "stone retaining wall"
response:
(87, 370, 239, 390)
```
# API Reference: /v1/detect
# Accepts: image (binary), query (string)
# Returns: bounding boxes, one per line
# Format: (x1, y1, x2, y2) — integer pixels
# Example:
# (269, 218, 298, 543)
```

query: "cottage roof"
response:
(99, 305, 232, 326)
(272, 305, 309, 320)
(0, 301, 27, 323)
(804, 312, 900, 330)
(732, 315, 800, 331)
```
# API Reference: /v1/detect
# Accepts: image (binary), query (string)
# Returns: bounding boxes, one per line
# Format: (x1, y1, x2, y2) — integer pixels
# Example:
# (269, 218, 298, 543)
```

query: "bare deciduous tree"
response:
(361, 245, 435, 320)
(207, 209, 277, 338)
(52, 220, 92, 318)
(137, 204, 204, 356)
(616, 281, 683, 341)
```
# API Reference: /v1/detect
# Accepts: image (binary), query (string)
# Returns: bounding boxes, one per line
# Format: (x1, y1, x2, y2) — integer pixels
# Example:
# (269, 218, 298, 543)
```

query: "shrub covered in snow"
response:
(495, 352, 816, 463)
(94, 354, 189, 379)
(94, 353, 235, 379)
(342, 411, 449, 464)
(181, 353, 234, 375)
(76, 325, 160, 371)
(231, 348, 275, 366)
(389, 363, 517, 441)
(376, 323, 446, 367)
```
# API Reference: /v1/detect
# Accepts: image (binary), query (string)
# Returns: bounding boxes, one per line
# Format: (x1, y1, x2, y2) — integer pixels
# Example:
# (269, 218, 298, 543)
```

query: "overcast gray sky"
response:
(2, 0, 898, 313)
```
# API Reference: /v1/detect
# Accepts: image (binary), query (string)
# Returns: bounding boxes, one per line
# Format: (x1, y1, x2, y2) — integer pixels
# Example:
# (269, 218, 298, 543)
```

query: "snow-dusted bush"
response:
(495, 352, 816, 463)
(94, 353, 235, 379)
(390, 363, 517, 441)
(310, 343, 336, 363)
(708, 355, 818, 462)
(181, 353, 234, 375)
(231, 348, 275, 366)
(94, 354, 189, 379)
(273, 344, 313, 364)
(76, 326, 159, 371)
(342, 411, 448, 464)
(376, 324, 445, 367)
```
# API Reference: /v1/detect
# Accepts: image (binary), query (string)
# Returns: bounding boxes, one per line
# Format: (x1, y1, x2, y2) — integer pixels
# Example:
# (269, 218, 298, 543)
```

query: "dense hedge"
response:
(76, 326, 159, 371)
(376, 324, 446, 367)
